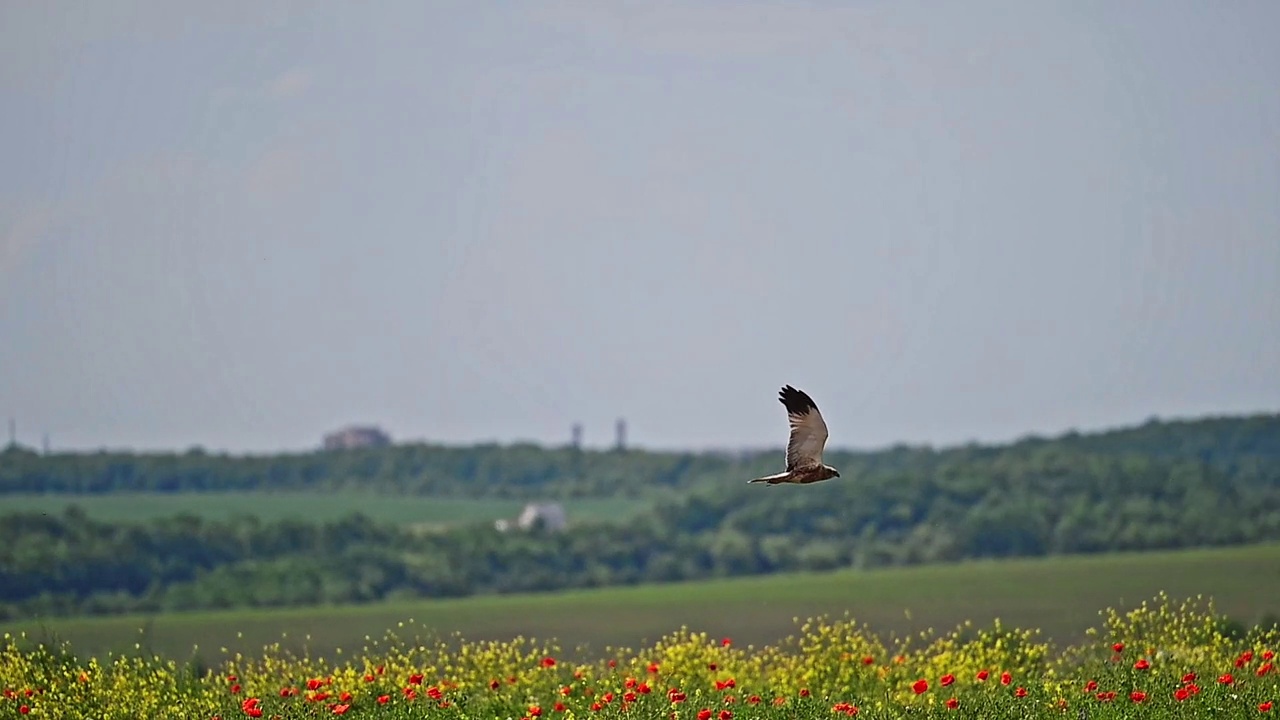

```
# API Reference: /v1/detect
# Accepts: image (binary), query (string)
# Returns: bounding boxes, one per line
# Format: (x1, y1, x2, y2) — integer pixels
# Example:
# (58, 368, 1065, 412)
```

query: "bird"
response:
(748, 384, 841, 485)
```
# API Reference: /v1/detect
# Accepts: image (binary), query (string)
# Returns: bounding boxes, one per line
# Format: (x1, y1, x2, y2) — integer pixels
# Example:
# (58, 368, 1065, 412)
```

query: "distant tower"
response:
(614, 418, 627, 451)
(571, 423, 583, 450)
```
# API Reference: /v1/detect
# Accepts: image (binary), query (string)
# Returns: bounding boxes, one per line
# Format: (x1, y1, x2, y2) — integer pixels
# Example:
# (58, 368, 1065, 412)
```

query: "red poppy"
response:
(945, 697, 959, 710)
(1112, 643, 1124, 653)
(862, 656, 874, 666)
(1174, 687, 1191, 701)
(1084, 680, 1098, 692)
(1261, 701, 1273, 712)
(554, 702, 566, 712)
(1015, 687, 1027, 698)
(912, 679, 928, 694)
(529, 705, 542, 716)
(976, 670, 989, 682)
(696, 710, 712, 720)
(648, 662, 661, 674)
(1258, 662, 1274, 676)
(722, 638, 732, 647)
(832, 701, 858, 715)
(230, 684, 241, 695)
(542, 657, 557, 668)
(623, 691, 637, 703)
(1000, 671, 1012, 686)
(799, 689, 810, 697)
(377, 695, 389, 705)
(668, 689, 687, 703)
(363, 674, 374, 683)
(489, 679, 500, 690)
(1096, 691, 1117, 702)
(1182, 672, 1197, 684)
(708, 663, 717, 671)
(590, 702, 603, 712)
(330, 704, 350, 715)
(1219, 674, 1235, 685)
(746, 695, 761, 705)
(940, 674, 954, 686)
(19, 708, 30, 716)
(1134, 658, 1150, 670)
(1130, 691, 1147, 703)
(1265, 650, 1275, 661)
(718, 710, 732, 720)
(426, 687, 442, 700)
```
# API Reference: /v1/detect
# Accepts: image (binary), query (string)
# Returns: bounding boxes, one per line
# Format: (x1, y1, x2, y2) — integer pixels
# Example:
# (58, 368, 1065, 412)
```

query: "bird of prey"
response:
(748, 385, 841, 485)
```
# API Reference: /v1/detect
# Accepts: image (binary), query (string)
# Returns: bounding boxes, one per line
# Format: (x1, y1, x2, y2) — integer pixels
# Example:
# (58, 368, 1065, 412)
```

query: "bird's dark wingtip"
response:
(778, 384, 818, 414)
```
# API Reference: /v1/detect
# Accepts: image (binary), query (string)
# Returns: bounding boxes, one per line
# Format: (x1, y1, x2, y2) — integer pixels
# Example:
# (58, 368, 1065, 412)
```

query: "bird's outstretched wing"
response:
(779, 385, 829, 471)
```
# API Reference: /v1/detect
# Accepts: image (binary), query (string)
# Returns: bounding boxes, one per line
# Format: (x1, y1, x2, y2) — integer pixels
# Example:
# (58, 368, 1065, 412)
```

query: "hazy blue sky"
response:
(2, 1, 1277, 454)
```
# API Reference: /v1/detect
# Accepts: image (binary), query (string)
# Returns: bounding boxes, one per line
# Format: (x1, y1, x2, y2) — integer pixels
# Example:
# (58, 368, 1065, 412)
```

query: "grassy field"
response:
(6, 543, 1279, 665)
(0, 491, 647, 528)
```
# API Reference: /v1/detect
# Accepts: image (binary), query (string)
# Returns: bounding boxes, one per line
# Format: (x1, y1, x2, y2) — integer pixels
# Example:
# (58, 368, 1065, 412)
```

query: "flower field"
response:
(2, 592, 1277, 719)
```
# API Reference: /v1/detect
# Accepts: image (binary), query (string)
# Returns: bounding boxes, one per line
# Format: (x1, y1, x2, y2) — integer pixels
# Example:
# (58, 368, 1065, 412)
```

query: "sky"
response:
(1, 1, 1278, 455)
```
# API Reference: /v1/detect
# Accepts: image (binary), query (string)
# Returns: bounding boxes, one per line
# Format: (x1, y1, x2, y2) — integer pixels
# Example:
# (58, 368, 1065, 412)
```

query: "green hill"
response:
(6, 543, 1278, 663)
(2, 412, 1278, 622)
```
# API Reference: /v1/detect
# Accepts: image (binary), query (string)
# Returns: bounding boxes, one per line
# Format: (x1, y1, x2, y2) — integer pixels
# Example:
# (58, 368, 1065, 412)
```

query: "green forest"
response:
(1, 413, 1278, 622)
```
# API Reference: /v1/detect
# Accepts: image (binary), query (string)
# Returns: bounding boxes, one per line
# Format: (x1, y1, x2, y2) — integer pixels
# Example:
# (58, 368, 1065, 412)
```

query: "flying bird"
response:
(748, 385, 841, 486)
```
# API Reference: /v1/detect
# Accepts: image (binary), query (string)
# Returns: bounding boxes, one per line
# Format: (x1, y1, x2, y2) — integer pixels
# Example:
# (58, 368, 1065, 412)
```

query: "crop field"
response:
(5, 586, 1279, 718)
(0, 491, 647, 529)
(6, 543, 1279, 663)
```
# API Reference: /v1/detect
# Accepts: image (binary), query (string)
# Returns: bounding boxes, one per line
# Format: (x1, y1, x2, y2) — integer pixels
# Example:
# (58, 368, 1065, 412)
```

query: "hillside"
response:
(1, 413, 1278, 622)
(5, 543, 1278, 663)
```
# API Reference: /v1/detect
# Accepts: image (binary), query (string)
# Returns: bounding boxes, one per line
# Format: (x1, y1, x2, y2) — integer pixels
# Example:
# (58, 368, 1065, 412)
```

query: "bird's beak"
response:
(834, 471, 841, 478)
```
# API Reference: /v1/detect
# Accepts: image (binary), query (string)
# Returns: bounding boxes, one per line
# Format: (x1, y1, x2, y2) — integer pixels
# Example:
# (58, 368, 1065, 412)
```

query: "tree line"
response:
(0, 442, 726, 497)
(1, 413, 1278, 621)
(2, 412, 1277, 498)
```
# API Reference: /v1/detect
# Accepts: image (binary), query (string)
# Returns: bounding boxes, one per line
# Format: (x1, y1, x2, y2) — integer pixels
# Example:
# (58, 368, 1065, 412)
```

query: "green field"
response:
(7, 543, 1279, 663)
(0, 491, 646, 528)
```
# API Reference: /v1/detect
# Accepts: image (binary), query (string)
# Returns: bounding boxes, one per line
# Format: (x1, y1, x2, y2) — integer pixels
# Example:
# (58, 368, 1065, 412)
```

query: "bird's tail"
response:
(748, 471, 791, 485)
